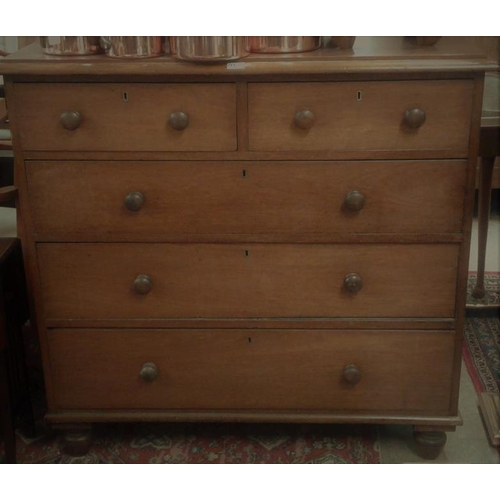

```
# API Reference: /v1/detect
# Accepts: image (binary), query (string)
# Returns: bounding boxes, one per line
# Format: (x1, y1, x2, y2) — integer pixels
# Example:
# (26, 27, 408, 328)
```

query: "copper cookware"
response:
(39, 36, 102, 56)
(331, 36, 356, 49)
(100, 37, 165, 58)
(249, 36, 321, 53)
(170, 37, 249, 62)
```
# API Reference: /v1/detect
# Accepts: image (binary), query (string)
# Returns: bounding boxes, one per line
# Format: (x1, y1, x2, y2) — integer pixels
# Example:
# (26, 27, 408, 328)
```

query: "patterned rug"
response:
(10, 420, 380, 464)
(463, 273, 500, 394)
(466, 272, 500, 309)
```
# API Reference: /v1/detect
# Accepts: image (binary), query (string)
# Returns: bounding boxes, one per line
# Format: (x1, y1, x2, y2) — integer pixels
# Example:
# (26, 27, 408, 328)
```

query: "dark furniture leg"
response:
(0, 350, 16, 463)
(413, 430, 447, 460)
(472, 156, 495, 298)
(59, 424, 93, 456)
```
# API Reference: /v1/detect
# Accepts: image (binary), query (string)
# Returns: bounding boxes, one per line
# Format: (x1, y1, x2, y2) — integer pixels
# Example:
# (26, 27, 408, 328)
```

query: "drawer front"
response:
(27, 160, 467, 237)
(248, 81, 473, 152)
(15, 83, 237, 151)
(48, 329, 454, 412)
(38, 243, 459, 320)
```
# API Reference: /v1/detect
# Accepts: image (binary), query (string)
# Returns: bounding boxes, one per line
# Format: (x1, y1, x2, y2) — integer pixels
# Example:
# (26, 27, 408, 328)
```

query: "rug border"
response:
(462, 342, 486, 394)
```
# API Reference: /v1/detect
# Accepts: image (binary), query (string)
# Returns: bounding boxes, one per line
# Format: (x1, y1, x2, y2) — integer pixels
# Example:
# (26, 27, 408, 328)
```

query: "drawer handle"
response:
(294, 109, 315, 130)
(168, 111, 189, 131)
(60, 111, 82, 131)
(344, 191, 365, 212)
(343, 364, 361, 385)
(344, 273, 363, 294)
(404, 108, 426, 129)
(133, 274, 152, 295)
(125, 191, 145, 212)
(140, 362, 159, 382)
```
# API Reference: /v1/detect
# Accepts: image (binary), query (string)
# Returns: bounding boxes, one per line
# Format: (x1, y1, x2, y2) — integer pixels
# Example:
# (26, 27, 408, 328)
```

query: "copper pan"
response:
(170, 37, 249, 62)
(100, 37, 166, 58)
(39, 37, 102, 55)
(249, 36, 321, 53)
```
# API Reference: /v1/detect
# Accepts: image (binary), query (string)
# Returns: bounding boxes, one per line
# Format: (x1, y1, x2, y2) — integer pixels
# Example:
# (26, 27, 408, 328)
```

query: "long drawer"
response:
(38, 243, 459, 320)
(26, 160, 467, 237)
(248, 80, 473, 153)
(14, 83, 237, 152)
(48, 329, 454, 412)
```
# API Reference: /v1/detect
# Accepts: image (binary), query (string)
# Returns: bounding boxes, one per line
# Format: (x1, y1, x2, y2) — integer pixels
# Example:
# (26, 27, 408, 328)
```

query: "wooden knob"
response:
(343, 364, 361, 385)
(344, 273, 363, 294)
(60, 111, 82, 131)
(125, 192, 145, 212)
(133, 275, 152, 295)
(404, 108, 426, 129)
(140, 362, 159, 382)
(294, 109, 315, 130)
(344, 191, 365, 212)
(168, 111, 189, 131)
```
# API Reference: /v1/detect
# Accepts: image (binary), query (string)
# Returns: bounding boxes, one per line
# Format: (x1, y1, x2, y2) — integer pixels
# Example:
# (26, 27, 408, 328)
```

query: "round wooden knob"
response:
(125, 192, 145, 212)
(344, 191, 365, 212)
(404, 108, 426, 129)
(294, 109, 315, 130)
(168, 111, 189, 131)
(344, 273, 363, 294)
(140, 362, 159, 382)
(133, 275, 152, 295)
(343, 364, 361, 385)
(60, 111, 82, 131)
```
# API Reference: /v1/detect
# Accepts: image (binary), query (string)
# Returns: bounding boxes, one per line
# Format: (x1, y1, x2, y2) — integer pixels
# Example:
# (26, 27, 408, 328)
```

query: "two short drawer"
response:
(38, 243, 459, 320)
(48, 328, 454, 412)
(26, 160, 467, 236)
(15, 80, 473, 153)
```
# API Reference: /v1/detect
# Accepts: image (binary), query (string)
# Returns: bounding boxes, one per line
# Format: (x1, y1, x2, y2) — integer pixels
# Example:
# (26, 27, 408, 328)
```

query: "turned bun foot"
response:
(413, 431, 447, 460)
(62, 425, 93, 456)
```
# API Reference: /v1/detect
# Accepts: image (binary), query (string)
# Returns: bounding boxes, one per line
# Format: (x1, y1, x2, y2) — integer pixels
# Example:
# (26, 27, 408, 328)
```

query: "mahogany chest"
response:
(1, 37, 493, 458)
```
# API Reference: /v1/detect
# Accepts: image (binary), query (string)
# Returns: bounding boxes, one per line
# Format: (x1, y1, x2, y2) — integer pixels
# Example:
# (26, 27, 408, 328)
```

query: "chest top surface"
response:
(0, 37, 496, 80)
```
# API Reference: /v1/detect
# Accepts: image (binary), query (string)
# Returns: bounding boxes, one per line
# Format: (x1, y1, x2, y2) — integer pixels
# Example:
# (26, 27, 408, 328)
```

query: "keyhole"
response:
(123, 92, 129, 102)
(245, 250, 249, 257)
(356, 91, 362, 102)
(248, 337, 252, 344)
(242, 169, 247, 178)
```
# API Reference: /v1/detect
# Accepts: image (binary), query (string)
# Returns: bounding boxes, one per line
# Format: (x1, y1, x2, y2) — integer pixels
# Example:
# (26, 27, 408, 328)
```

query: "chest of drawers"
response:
(1, 37, 493, 459)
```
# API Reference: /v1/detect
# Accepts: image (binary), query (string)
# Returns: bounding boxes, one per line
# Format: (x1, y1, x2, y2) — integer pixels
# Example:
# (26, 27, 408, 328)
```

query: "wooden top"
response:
(0, 37, 497, 78)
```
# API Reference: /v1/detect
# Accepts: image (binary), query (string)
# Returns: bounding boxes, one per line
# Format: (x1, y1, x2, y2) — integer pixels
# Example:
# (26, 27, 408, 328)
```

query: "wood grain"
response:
(3, 78, 57, 411)
(43, 317, 456, 331)
(48, 329, 454, 412)
(448, 74, 486, 415)
(248, 81, 474, 152)
(26, 160, 467, 237)
(1, 38, 485, 434)
(37, 243, 460, 320)
(14, 83, 237, 152)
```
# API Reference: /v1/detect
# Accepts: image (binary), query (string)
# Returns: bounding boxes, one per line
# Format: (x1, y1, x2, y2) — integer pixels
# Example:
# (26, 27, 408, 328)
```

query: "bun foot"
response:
(413, 431, 447, 460)
(61, 425, 92, 456)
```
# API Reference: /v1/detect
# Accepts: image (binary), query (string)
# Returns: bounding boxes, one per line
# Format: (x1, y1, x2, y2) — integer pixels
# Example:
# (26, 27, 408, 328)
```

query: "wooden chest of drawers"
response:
(1, 37, 493, 458)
